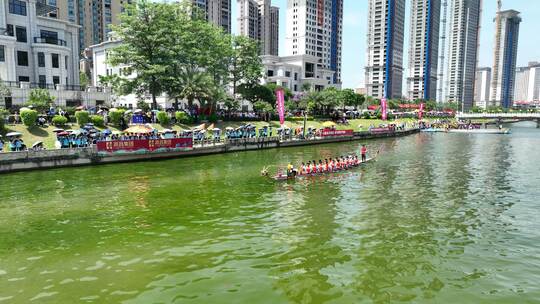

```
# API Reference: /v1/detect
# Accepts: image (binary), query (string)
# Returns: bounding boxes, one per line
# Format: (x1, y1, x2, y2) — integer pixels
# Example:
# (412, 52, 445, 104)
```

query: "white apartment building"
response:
(490, 9, 521, 108)
(365, 0, 406, 99)
(474, 67, 491, 109)
(285, 0, 343, 85)
(407, 0, 441, 101)
(260, 54, 335, 93)
(445, 0, 481, 111)
(237, 0, 279, 55)
(0, 0, 111, 108)
(193, 0, 232, 33)
(513, 62, 540, 103)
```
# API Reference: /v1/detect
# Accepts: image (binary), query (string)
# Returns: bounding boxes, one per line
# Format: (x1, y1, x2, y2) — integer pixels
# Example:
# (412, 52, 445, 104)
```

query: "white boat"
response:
(448, 128, 511, 134)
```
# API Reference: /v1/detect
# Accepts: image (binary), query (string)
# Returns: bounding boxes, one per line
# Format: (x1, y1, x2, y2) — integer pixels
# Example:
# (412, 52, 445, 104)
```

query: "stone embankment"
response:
(0, 129, 419, 173)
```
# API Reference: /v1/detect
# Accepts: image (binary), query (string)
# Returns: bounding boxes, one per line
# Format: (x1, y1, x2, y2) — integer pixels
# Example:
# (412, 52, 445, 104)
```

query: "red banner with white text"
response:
(321, 129, 354, 137)
(97, 138, 193, 153)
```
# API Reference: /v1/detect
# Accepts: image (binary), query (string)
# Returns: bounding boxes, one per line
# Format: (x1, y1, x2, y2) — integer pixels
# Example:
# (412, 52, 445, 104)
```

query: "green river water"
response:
(1, 122, 540, 303)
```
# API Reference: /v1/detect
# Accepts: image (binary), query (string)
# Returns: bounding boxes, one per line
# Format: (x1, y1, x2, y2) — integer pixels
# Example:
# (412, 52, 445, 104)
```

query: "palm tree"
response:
(166, 67, 213, 110)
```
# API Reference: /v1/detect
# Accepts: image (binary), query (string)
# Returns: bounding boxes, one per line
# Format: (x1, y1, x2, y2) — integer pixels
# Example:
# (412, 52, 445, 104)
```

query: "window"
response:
(17, 51, 28, 66)
(40, 30, 58, 44)
(53, 76, 60, 86)
(51, 53, 59, 68)
(15, 26, 26, 42)
(9, 0, 26, 16)
(18, 76, 29, 82)
(6, 24, 13, 37)
(38, 52, 45, 67)
(38, 75, 46, 88)
(65, 56, 68, 69)
(267, 70, 274, 77)
(0, 46, 4, 62)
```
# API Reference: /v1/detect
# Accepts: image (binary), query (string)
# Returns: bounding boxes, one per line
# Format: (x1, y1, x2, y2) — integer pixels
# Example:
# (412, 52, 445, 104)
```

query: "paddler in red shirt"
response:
(361, 145, 367, 162)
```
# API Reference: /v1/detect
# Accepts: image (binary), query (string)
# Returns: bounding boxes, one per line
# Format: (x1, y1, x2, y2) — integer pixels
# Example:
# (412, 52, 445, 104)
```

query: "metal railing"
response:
(33, 37, 67, 47)
(457, 113, 540, 119)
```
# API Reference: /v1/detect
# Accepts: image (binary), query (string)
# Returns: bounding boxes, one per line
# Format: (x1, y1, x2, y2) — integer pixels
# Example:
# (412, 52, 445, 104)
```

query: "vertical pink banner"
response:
(381, 98, 387, 121)
(276, 89, 285, 125)
(419, 103, 424, 120)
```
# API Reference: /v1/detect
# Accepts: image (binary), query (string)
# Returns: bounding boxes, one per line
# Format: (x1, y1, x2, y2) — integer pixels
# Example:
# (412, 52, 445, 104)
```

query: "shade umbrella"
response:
(76, 106, 85, 110)
(71, 130, 82, 135)
(193, 123, 206, 131)
(124, 125, 154, 134)
(124, 110, 133, 115)
(225, 127, 234, 131)
(102, 129, 112, 135)
(19, 107, 31, 112)
(97, 109, 103, 114)
(161, 128, 174, 133)
(6, 132, 22, 137)
(32, 141, 43, 148)
(57, 131, 70, 136)
(134, 109, 143, 114)
(213, 128, 221, 131)
(52, 128, 64, 133)
(322, 121, 336, 128)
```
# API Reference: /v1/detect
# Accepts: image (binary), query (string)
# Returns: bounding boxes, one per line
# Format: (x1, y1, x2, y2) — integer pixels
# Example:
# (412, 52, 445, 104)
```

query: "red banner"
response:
(321, 129, 354, 137)
(276, 89, 285, 126)
(381, 98, 388, 120)
(97, 138, 193, 153)
(419, 103, 424, 120)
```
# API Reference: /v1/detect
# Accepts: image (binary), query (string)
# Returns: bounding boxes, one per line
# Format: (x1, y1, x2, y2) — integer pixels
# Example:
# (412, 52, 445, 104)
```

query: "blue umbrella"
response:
(102, 129, 112, 135)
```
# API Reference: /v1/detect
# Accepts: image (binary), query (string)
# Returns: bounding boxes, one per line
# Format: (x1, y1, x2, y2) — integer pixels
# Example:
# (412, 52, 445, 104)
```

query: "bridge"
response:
(456, 112, 540, 128)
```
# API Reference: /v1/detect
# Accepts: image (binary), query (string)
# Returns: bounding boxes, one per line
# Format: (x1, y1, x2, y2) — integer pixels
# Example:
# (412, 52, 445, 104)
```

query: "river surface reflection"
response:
(0, 122, 539, 303)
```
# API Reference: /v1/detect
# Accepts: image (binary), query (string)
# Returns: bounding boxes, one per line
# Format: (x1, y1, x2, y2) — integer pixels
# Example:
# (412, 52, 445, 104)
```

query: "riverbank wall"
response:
(0, 128, 419, 174)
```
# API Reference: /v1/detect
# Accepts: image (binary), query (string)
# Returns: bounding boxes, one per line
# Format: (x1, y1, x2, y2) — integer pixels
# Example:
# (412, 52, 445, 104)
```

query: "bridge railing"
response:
(456, 113, 540, 119)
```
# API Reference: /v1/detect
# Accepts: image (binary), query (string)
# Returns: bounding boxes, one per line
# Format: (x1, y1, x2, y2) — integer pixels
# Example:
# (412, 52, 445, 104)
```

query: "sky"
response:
(230, 0, 540, 89)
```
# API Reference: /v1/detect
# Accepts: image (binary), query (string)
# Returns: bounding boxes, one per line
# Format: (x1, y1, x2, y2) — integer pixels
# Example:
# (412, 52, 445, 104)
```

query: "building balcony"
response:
(33, 37, 67, 47)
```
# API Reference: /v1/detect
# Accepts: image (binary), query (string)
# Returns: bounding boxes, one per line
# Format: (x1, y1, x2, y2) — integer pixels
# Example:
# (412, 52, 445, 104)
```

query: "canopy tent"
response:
(32, 141, 43, 148)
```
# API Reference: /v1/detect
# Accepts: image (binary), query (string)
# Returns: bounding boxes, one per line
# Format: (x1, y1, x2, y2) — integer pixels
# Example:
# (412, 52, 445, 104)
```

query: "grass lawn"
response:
(1, 118, 429, 151)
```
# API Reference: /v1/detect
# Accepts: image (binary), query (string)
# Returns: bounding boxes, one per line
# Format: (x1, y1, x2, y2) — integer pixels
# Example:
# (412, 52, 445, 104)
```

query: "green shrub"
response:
(157, 111, 169, 125)
(286, 116, 314, 122)
(208, 113, 218, 123)
(362, 112, 372, 119)
(90, 115, 105, 127)
(20, 109, 38, 127)
(75, 110, 90, 125)
(175, 111, 192, 124)
(109, 109, 125, 126)
(52, 115, 68, 126)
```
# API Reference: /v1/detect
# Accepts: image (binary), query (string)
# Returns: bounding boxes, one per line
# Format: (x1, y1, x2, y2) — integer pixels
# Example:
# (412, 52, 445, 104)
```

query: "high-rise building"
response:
(474, 67, 491, 109)
(365, 0, 406, 99)
(285, 0, 343, 85)
(513, 62, 540, 103)
(50, 0, 127, 56)
(193, 0, 232, 33)
(237, 0, 279, 55)
(407, 0, 441, 101)
(269, 5, 279, 56)
(490, 9, 521, 108)
(445, 0, 481, 111)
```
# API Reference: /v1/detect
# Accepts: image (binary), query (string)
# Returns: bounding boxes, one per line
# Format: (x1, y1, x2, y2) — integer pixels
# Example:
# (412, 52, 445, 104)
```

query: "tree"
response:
(26, 88, 55, 112)
(301, 83, 312, 92)
(265, 84, 292, 101)
(174, 67, 213, 109)
(79, 72, 89, 89)
(228, 35, 262, 98)
(238, 84, 274, 104)
(109, 0, 175, 109)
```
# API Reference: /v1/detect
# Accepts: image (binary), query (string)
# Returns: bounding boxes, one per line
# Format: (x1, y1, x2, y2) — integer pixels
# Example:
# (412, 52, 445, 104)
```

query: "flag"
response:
(381, 98, 387, 121)
(276, 89, 285, 126)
